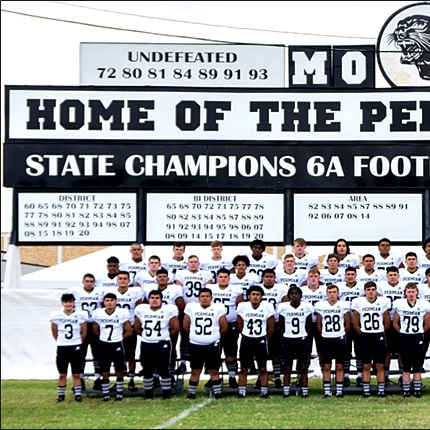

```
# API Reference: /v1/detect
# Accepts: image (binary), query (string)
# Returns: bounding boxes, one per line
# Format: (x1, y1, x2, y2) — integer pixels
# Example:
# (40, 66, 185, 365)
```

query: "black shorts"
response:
(189, 342, 221, 371)
(99, 341, 126, 373)
(282, 336, 308, 367)
(56, 344, 83, 374)
(320, 336, 347, 365)
(140, 339, 172, 378)
(399, 333, 426, 373)
(239, 335, 268, 370)
(221, 322, 239, 358)
(359, 332, 387, 365)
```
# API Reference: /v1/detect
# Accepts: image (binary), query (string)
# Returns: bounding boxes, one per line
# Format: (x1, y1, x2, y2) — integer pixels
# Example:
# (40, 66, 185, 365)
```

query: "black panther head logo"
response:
(387, 14, 430, 80)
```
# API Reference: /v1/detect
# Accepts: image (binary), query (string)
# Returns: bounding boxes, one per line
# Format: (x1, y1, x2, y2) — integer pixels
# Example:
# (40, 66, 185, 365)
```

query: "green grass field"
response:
(1, 379, 430, 429)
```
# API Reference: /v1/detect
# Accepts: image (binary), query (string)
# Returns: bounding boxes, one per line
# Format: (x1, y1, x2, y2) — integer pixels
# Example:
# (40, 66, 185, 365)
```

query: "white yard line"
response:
(154, 398, 214, 429)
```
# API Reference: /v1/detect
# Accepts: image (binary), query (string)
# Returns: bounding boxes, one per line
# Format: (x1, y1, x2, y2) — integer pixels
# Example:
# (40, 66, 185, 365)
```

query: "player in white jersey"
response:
(92, 293, 132, 401)
(278, 286, 313, 398)
(377, 266, 408, 385)
(119, 242, 147, 286)
(94, 256, 120, 289)
(183, 288, 227, 399)
(393, 283, 430, 398)
(200, 240, 234, 284)
(373, 238, 404, 270)
(103, 271, 142, 391)
(399, 252, 426, 284)
(134, 289, 180, 400)
(301, 267, 327, 377)
(134, 255, 162, 290)
(315, 285, 351, 398)
(175, 255, 213, 373)
(257, 268, 288, 388)
(356, 254, 386, 283)
(289, 237, 320, 272)
(50, 293, 88, 402)
(66, 273, 104, 390)
(236, 285, 275, 398)
(246, 239, 279, 279)
(336, 267, 365, 387)
(352, 281, 391, 398)
(163, 241, 187, 283)
(320, 253, 346, 285)
(209, 268, 244, 388)
(417, 238, 430, 270)
(275, 254, 308, 289)
(322, 238, 361, 270)
(230, 255, 260, 300)
(143, 267, 185, 380)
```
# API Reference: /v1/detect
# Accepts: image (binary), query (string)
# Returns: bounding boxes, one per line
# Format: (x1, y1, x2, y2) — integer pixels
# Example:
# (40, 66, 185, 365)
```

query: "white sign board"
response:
(146, 193, 284, 243)
(80, 43, 285, 87)
(294, 193, 422, 242)
(18, 192, 137, 243)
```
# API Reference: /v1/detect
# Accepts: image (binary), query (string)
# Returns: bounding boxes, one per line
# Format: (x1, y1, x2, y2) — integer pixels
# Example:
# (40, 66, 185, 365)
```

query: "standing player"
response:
(201, 240, 234, 284)
(374, 238, 403, 270)
(134, 255, 162, 290)
(320, 253, 346, 285)
(356, 254, 386, 283)
(92, 293, 132, 401)
(377, 266, 407, 385)
(289, 237, 320, 272)
(230, 255, 260, 300)
(352, 281, 391, 398)
(134, 289, 180, 399)
(103, 271, 142, 391)
(399, 252, 426, 284)
(183, 288, 228, 399)
(236, 285, 275, 398)
(278, 286, 313, 398)
(258, 268, 289, 388)
(163, 241, 187, 283)
(50, 293, 88, 402)
(246, 239, 279, 279)
(275, 254, 308, 290)
(119, 242, 147, 286)
(315, 284, 351, 398)
(209, 268, 244, 388)
(95, 256, 120, 289)
(393, 283, 430, 398)
(336, 267, 365, 387)
(175, 255, 213, 374)
(322, 238, 361, 270)
(66, 273, 104, 390)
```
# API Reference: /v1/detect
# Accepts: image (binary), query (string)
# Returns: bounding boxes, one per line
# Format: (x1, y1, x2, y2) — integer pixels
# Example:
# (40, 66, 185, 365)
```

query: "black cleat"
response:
(214, 392, 222, 399)
(302, 393, 309, 398)
(145, 390, 154, 400)
(343, 377, 350, 387)
(274, 378, 282, 389)
(74, 395, 81, 402)
(163, 390, 172, 400)
(114, 396, 123, 401)
(336, 393, 344, 398)
(187, 393, 196, 399)
(324, 394, 332, 398)
(57, 396, 65, 403)
(128, 380, 138, 392)
(229, 377, 238, 388)
(377, 392, 385, 398)
(92, 378, 102, 391)
(363, 392, 370, 398)
(175, 363, 187, 374)
(103, 395, 110, 401)
(356, 377, 363, 387)
(238, 393, 246, 398)
(413, 391, 421, 398)
(403, 392, 410, 398)
(283, 393, 290, 398)
(260, 392, 269, 398)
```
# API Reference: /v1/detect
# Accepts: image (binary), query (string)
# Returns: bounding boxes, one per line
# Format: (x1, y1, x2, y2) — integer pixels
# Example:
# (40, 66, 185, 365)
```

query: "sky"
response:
(0, 0, 417, 235)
